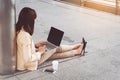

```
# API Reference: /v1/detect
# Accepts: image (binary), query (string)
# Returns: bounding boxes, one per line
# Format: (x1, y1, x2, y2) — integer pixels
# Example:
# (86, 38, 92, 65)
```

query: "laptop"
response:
(46, 27, 64, 51)
(38, 27, 64, 64)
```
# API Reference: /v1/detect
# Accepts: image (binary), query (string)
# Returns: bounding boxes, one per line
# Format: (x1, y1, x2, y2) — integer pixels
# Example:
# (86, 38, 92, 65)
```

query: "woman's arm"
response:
(30, 45, 46, 61)
(22, 43, 41, 62)
(18, 32, 42, 63)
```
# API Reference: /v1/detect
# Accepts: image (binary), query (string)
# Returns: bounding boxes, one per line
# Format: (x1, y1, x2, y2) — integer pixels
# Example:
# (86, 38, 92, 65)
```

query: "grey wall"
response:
(0, 0, 15, 75)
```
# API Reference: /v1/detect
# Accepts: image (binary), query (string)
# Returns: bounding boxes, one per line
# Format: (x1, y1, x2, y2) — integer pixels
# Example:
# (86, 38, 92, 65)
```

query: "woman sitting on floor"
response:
(16, 7, 87, 71)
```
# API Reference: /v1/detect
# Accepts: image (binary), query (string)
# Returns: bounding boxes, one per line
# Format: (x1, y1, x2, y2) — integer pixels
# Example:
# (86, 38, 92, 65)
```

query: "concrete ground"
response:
(1, 0, 120, 80)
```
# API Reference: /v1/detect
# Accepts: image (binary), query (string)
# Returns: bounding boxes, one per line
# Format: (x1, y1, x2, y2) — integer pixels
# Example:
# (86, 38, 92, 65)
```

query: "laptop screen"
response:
(47, 27, 64, 46)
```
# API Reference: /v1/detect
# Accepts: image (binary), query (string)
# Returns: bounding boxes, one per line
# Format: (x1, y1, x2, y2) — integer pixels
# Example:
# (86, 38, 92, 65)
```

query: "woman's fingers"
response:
(40, 41, 46, 45)
(35, 41, 46, 48)
(38, 45, 47, 54)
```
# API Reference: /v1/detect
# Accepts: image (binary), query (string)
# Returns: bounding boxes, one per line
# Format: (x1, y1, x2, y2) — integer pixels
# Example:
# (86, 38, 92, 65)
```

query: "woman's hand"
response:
(35, 41, 46, 48)
(38, 45, 46, 55)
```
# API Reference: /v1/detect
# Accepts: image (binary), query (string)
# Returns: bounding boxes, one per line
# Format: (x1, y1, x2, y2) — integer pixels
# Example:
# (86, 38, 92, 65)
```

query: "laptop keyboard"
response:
(46, 42, 56, 50)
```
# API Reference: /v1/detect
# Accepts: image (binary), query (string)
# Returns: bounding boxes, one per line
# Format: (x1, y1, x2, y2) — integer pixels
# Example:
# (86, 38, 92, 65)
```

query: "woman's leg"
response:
(49, 43, 84, 60)
(57, 43, 82, 53)
(48, 50, 76, 60)
(38, 43, 83, 64)
(38, 49, 56, 64)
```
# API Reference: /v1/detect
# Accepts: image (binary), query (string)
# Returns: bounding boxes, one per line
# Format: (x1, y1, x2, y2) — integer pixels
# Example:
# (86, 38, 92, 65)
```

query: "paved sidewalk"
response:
(1, 0, 120, 80)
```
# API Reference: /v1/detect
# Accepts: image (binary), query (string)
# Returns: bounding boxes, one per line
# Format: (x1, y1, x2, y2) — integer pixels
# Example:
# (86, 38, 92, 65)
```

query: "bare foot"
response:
(75, 43, 84, 55)
(72, 44, 81, 50)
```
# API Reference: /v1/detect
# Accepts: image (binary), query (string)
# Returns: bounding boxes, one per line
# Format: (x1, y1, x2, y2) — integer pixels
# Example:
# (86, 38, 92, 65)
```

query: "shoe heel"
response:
(81, 41, 87, 56)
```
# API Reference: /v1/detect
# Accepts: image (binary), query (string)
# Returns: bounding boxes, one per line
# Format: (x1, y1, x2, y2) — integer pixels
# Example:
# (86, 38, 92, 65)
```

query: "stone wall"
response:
(62, 0, 120, 15)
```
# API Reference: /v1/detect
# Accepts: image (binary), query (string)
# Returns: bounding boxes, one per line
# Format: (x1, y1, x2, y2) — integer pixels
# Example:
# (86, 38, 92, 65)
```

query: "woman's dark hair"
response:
(16, 7, 37, 35)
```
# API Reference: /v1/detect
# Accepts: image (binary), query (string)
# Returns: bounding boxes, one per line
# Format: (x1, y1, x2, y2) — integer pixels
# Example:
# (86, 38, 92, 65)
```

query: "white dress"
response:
(17, 29, 41, 71)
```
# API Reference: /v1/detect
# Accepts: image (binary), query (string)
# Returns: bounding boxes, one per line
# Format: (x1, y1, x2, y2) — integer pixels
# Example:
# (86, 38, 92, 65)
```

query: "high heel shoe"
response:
(81, 37, 87, 56)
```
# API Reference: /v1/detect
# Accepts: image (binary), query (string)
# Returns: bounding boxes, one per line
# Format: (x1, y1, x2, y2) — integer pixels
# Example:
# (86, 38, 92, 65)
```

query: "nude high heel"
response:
(81, 37, 87, 56)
